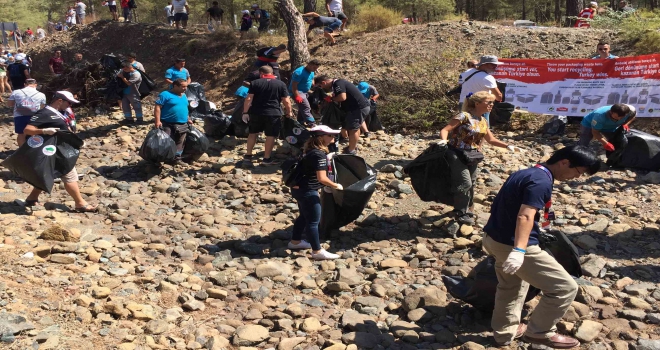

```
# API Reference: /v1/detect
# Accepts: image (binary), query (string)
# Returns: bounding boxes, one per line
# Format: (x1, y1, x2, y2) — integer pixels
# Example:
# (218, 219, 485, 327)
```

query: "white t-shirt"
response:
(165, 5, 173, 16)
(9, 87, 47, 117)
(107, 0, 116, 5)
(172, 0, 187, 14)
(76, 2, 87, 14)
(37, 28, 46, 39)
(328, 0, 343, 12)
(458, 69, 497, 103)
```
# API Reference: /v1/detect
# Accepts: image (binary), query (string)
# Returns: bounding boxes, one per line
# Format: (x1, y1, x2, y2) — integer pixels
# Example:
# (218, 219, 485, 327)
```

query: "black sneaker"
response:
(338, 137, 349, 144)
(361, 132, 370, 138)
(456, 213, 475, 225)
(260, 158, 279, 166)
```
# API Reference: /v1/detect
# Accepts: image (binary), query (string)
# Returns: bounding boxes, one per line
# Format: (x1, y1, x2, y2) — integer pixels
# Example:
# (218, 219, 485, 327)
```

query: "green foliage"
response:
(591, 9, 660, 55)
(352, 4, 402, 33)
(355, 0, 455, 18)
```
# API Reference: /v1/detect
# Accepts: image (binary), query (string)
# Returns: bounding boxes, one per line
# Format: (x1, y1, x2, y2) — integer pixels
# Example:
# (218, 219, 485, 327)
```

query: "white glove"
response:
(335, 184, 343, 191)
(242, 113, 250, 123)
(507, 145, 523, 153)
(327, 152, 337, 160)
(502, 250, 525, 274)
(323, 186, 333, 193)
(438, 140, 448, 146)
(42, 128, 58, 135)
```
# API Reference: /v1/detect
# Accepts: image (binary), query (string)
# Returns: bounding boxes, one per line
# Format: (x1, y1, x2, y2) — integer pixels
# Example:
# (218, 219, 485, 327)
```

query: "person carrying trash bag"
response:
(287, 125, 343, 260)
(20, 91, 97, 212)
(578, 103, 636, 151)
(439, 91, 522, 225)
(154, 79, 192, 165)
(482, 146, 601, 348)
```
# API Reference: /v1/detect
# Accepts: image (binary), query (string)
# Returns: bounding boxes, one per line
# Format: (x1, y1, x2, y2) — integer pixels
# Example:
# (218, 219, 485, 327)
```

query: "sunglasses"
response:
(598, 48, 609, 51)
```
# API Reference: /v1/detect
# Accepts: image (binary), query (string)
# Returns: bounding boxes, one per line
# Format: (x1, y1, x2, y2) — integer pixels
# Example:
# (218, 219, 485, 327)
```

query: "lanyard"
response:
(534, 164, 553, 182)
(533, 164, 554, 229)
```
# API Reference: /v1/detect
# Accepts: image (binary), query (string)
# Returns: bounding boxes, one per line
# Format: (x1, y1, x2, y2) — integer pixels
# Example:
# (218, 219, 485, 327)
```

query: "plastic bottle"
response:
(554, 90, 562, 104)
(621, 90, 629, 104)
(571, 90, 581, 104)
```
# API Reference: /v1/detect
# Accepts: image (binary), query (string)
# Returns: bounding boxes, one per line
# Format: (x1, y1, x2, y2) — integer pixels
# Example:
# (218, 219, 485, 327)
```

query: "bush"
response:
(352, 4, 403, 33)
(591, 9, 660, 54)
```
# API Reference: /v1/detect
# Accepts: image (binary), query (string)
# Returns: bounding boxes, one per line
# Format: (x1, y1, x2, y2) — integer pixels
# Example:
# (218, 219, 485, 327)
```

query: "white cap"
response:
(54, 91, 80, 104)
(590, 1, 598, 5)
(310, 125, 341, 135)
(242, 10, 250, 14)
(15, 53, 25, 60)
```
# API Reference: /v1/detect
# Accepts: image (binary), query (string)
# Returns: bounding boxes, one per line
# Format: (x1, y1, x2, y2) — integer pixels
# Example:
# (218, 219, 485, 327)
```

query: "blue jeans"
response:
(291, 188, 322, 251)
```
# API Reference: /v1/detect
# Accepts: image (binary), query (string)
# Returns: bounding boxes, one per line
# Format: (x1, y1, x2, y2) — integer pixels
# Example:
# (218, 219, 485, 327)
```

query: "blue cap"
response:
(357, 82, 369, 95)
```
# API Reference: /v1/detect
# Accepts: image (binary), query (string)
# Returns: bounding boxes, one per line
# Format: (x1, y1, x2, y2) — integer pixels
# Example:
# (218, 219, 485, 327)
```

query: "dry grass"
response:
(352, 4, 403, 33)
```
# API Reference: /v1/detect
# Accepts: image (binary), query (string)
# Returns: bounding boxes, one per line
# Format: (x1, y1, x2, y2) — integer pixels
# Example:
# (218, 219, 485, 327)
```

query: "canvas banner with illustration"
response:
(493, 54, 660, 117)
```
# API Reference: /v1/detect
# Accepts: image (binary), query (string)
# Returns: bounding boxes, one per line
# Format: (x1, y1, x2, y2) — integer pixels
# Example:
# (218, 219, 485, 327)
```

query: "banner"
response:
(493, 54, 660, 117)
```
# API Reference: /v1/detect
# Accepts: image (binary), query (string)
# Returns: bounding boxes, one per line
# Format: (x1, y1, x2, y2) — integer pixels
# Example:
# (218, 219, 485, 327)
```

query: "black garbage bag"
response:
(186, 82, 213, 120)
(138, 128, 177, 163)
(443, 231, 581, 312)
(54, 131, 84, 176)
(607, 127, 660, 170)
(541, 115, 567, 136)
(403, 143, 453, 205)
(281, 117, 311, 149)
(203, 111, 232, 138)
(320, 103, 345, 129)
(99, 54, 122, 75)
(183, 125, 210, 160)
(365, 102, 383, 131)
(491, 102, 515, 124)
(185, 82, 207, 103)
(101, 72, 125, 102)
(136, 69, 156, 99)
(319, 155, 377, 237)
(229, 99, 250, 138)
(2, 134, 57, 193)
(308, 87, 325, 113)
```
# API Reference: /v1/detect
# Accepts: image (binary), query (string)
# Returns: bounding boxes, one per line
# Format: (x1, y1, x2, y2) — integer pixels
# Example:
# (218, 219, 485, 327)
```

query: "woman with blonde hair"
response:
(287, 125, 343, 260)
(439, 91, 521, 225)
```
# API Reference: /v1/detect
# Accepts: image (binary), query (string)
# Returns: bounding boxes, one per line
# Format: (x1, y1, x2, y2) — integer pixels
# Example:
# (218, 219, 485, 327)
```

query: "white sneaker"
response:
(311, 249, 339, 260)
(288, 240, 312, 249)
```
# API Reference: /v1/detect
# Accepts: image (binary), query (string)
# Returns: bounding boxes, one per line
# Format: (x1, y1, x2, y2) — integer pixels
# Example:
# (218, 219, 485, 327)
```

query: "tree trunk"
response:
(522, 0, 527, 19)
(275, 0, 309, 70)
(303, 0, 316, 13)
(555, 0, 561, 23)
(566, 0, 579, 26)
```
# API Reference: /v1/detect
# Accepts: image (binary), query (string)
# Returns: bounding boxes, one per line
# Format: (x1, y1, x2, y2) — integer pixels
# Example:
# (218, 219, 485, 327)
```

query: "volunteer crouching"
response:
(288, 125, 343, 260)
(439, 91, 521, 225)
(22, 91, 97, 212)
(483, 146, 601, 348)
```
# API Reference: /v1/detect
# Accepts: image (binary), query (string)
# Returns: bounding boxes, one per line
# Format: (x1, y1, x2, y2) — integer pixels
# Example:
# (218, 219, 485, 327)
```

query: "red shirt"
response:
(121, 0, 129, 8)
(49, 57, 64, 74)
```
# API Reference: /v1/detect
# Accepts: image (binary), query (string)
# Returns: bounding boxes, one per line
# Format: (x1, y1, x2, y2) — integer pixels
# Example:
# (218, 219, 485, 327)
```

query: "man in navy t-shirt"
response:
(483, 145, 601, 349)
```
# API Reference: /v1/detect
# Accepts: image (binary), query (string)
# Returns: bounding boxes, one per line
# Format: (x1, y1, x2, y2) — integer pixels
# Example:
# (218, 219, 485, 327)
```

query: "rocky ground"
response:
(0, 107, 658, 350)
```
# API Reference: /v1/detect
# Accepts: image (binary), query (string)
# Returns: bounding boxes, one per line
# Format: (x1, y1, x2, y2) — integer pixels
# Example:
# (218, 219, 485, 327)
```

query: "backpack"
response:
(261, 10, 270, 19)
(128, 0, 137, 8)
(281, 155, 305, 187)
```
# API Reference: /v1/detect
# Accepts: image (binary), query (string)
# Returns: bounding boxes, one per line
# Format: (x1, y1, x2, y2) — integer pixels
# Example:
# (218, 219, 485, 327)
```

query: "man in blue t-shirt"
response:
(154, 79, 191, 162)
(289, 59, 321, 126)
(592, 42, 618, 59)
(483, 145, 601, 349)
(164, 58, 191, 88)
(579, 103, 636, 151)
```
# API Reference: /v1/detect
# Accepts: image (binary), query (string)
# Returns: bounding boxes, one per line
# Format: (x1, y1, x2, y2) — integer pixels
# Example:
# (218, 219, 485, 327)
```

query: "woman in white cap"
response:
(288, 125, 343, 260)
(21, 91, 98, 212)
(240, 10, 252, 38)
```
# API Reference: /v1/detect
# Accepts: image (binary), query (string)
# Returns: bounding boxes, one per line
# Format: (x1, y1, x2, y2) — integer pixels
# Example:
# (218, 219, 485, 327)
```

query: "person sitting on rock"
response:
(438, 91, 521, 226)
(483, 145, 600, 348)
(302, 12, 343, 45)
(578, 103, 635, 151)
(154, 79, 192, 164)
(288, 125, 343, 260)
(22, 91, 98, 212)
(239, 65, 293, 167)
(254, 44, 286, 80)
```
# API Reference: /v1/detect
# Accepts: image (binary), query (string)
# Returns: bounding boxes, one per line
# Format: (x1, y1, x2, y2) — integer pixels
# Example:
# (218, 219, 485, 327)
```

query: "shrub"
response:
(352, 4, 403, 33)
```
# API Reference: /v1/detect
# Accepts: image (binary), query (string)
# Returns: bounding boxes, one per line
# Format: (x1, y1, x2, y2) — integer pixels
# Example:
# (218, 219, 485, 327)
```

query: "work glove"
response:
(324, 95, 333, 103)
(327, 152, 337, 160)
(507, 145, 524, 153)
(437, 140, 448, 146)
(622, 124, 630, 132)
(603, 142, 615, 152)
(502, 250, 525, 274)
(242, 113, 250, 124)
(323, 186, 333, 193)
(42, 128, 58, 135)
(294, 95, 304, 104)
(335, 184, 343, 191)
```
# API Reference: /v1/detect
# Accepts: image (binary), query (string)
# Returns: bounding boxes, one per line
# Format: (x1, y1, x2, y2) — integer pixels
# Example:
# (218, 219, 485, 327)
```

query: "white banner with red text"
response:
(493, 54, 660, 117)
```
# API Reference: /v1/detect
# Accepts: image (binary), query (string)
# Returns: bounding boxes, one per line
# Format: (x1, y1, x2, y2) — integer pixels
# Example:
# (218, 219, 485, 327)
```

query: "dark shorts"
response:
(10, 77, 25, 90)
(174, 13, 188, 22)
(14, 115, 31, 134)
(168, 15, 175, 22)
(343, 106, 370, 130)
(324, 20, 342, 33)
(249, 114, 281, 137)
(332, 10, 348, 20)
(108, 5, 117, 12)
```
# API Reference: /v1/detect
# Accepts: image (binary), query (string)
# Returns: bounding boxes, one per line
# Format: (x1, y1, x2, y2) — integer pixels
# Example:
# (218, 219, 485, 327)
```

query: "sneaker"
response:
(288, 240, 312, 249)
(456, 213, 475, 225)
(361, 132, 370, 138)
(119, 119, 134, 125)
(338, 137, 349, 144)
(311, 249, 339, 260)
(260, 158, 279, 166)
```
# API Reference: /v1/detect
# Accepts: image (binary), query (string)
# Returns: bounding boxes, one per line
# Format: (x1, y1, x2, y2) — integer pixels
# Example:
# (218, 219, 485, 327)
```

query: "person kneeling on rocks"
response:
(154, 79, 192, 164)
(483, 145, 601, 348)
(23, 91, 98, 212)
(288, 125, 343, 260)
(439, 91, 521, 225)
(578, 103, 635, 151)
